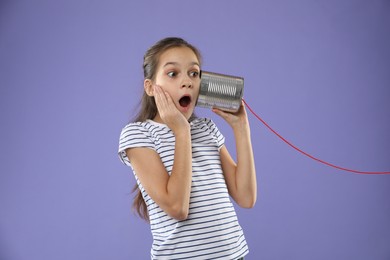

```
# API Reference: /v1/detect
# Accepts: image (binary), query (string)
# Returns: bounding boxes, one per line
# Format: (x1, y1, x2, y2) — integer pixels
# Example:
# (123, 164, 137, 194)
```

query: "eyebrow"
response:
(163, 61, 200, 68)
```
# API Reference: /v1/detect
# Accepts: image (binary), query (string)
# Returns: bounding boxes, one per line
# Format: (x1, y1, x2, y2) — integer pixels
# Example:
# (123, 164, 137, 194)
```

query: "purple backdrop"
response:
(1, 0, 389, 259)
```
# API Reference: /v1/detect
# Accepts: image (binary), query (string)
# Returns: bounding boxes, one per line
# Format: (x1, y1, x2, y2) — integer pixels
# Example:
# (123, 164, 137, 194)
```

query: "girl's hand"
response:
(153, 85, 189, 133)
(212, 100, 250, 132)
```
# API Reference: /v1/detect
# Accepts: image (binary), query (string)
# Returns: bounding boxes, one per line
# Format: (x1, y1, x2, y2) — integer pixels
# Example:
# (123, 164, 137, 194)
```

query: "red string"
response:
(242, 99, 390, 174)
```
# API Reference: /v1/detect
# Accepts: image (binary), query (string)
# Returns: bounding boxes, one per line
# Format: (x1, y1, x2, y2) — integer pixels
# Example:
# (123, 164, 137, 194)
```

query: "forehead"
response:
(159, 46, 200, 66)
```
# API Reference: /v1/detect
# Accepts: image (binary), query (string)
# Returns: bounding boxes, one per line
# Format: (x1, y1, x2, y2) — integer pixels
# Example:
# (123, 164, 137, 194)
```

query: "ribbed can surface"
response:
(196, 71, 244, 112)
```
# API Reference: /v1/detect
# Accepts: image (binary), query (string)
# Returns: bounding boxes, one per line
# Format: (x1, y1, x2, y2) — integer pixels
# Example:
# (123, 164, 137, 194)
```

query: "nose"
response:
(181, 76, 193, 88)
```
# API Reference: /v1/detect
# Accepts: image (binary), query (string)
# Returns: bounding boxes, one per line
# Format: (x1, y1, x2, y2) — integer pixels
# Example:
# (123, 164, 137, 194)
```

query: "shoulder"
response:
(120, 121, 151, 137)
(119, 121, 157, 148)
(120, 120, 168, 137)
(119, 120, 174, 147)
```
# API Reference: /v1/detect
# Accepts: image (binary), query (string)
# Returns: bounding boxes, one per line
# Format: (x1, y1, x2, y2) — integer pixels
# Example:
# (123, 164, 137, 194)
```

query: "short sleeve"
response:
(204, 118, 225, 150)
(118, 123, 155, 166)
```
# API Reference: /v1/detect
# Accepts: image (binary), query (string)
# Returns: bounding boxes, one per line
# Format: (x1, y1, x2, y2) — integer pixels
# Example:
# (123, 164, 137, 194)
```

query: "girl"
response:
(118, 37, 257, 260)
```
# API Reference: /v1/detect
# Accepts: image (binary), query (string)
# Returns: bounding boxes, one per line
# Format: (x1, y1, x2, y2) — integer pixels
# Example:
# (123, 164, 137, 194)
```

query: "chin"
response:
(182, 108, 195, 121)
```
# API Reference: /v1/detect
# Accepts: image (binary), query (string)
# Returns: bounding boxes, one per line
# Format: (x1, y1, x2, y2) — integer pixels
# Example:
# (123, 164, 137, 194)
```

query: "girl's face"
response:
(149, 46, 201, 121)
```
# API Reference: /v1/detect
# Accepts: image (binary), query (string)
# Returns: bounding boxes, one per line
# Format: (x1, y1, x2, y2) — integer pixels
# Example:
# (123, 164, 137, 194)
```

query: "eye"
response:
(189, 71, 199, 78)
(167, 71, 177, 77)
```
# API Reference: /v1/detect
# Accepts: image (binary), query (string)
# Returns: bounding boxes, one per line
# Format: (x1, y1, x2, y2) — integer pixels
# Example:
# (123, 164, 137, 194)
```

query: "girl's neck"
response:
(152, 114, 164, 124)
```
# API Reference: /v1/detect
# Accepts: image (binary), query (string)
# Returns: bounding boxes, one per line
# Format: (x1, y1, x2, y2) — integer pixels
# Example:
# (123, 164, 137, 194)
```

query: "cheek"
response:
(163, 88, 178, 101)
(154, 72, 169, 86)
(194, 82, 201, 94)
(154, 78, 170, 91)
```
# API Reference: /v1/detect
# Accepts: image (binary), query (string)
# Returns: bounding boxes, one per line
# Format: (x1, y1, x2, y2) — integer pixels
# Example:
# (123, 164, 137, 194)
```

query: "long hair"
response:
(131, 37, 202, 221)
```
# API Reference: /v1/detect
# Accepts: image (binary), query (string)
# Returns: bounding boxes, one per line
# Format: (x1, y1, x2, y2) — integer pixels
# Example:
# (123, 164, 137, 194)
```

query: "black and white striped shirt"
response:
(118, 118, 248, 259)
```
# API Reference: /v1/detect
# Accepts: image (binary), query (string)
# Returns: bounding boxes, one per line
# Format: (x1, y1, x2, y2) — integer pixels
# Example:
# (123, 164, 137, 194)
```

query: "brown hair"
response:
(132, 37, 202, 221)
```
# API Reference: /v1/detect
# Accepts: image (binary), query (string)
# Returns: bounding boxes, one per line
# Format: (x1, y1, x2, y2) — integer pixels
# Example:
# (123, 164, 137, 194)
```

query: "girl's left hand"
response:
(212, 100, 249, 131)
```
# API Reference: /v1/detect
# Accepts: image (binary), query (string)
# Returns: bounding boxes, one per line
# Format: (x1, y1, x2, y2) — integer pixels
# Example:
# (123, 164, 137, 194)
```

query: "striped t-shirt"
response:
(118, 118, 248, 260)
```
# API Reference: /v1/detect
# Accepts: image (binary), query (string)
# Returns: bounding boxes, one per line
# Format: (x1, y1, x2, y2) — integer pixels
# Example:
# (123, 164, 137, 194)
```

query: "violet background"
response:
(1, 0, 389, 259)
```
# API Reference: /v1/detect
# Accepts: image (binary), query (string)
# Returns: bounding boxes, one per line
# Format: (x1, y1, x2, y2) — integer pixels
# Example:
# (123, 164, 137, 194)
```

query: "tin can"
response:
(196, 71, 244, 112)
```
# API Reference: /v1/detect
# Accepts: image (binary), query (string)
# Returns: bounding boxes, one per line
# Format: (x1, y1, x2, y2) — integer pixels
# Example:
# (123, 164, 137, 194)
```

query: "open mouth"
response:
(179, 95, 192, 108)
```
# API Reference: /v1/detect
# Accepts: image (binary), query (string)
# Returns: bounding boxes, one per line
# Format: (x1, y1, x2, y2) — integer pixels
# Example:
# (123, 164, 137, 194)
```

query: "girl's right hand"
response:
(153, 85, 189, 133)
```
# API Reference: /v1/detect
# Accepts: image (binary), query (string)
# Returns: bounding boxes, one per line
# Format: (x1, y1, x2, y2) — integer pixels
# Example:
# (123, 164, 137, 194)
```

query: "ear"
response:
(144, 79, 154, 96)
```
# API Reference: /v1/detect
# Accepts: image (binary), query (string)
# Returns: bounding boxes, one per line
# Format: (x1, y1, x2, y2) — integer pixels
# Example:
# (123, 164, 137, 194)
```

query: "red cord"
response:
(242, 99, 390, 174)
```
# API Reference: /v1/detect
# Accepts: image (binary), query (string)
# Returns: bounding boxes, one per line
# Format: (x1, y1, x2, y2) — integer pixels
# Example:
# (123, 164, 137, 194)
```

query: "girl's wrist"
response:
(173, 125, 191, 138)
(232, 119, 250, 134)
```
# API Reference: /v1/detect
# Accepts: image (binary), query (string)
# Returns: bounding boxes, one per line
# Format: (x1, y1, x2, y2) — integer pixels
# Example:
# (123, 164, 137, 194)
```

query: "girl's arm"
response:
(126, 85, 193, 220)
(213, 101, 257, 208)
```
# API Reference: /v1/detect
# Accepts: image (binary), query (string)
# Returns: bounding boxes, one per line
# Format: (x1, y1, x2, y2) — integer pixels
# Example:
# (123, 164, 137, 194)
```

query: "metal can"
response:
(196, 71, 244, 112)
